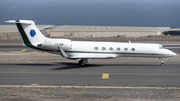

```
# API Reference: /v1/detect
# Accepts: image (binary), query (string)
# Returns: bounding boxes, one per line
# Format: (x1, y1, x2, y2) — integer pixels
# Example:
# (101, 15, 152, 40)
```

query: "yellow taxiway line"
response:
(102, 73, 109, 79)
(21, 49, 27, 52)
(0, 72, 180, 76)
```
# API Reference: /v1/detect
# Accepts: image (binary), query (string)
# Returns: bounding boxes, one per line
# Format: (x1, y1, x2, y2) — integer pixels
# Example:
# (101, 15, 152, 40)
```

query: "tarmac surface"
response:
(0, 62, 180, 86)
(0, 44, 180, 100)
(0, 44, 180, 86)
(0, 44, 180, 53)
(1, 27, 180, 100)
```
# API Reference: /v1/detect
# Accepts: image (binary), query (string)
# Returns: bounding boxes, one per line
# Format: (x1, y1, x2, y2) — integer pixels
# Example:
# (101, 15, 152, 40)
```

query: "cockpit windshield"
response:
(159, 46, 166, 49)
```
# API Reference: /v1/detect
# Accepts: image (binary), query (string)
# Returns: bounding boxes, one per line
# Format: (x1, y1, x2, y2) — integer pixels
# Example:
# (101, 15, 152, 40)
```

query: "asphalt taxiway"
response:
(0, 44, 180, 53)
(0, 63, 180, 86)
(0, 44, 180, 86)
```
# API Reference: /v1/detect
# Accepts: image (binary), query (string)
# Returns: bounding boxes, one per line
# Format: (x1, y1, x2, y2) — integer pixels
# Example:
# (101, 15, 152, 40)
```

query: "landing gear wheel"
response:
(159, 58, 165, 66)
(78, 60, 85, 67)
(161, 63, 165, 66)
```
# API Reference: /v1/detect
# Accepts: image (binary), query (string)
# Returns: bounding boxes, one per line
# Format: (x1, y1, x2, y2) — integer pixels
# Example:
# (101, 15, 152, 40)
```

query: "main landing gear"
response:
(78, 58, 88, 67)
(160, 58, 165, 66)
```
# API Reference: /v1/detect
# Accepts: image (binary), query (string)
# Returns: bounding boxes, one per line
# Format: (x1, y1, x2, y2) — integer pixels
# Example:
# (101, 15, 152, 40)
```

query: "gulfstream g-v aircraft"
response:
(6, 20, 176, 66)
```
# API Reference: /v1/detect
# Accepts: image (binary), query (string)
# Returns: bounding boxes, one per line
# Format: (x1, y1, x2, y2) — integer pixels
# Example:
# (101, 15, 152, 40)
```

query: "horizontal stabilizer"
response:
(5, 20, 34, 24)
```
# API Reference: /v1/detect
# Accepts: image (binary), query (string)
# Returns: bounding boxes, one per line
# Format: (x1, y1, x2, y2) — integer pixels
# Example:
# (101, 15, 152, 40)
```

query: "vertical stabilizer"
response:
(5, 20, 47, 47)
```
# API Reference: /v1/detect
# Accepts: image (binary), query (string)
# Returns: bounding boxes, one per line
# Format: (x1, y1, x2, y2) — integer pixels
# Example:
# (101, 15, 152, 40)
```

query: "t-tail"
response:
(5, 20, 47, 48)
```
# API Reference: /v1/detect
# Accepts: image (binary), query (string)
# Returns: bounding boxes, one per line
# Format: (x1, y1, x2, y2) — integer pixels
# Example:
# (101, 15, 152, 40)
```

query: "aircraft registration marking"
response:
(102, 73, 109, 79)
(21, 49, 27, 52)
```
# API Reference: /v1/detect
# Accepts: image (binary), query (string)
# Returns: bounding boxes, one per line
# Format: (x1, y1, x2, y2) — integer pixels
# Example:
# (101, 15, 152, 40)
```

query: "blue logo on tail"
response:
(30, 29, 36, 37)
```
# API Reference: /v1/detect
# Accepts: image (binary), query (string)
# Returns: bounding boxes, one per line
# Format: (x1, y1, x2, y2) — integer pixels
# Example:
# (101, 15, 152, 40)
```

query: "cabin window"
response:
(117, 47, 120, 51)
(109, 47, 113, 50)
(131, 48, 135, 51)
(102, 47, 106, 50)
(94, 47, 98, 50)
(124, 48, 128, 51)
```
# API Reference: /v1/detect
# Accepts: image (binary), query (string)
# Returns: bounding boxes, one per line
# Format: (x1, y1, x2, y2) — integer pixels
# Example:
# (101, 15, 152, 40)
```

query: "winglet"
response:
(129, 40, 131, 43)
(58, 47, 69, 58)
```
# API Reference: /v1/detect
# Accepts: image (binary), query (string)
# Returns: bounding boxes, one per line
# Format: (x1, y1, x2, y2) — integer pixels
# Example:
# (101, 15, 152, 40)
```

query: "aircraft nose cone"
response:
(168, 50, 177, 56)
(172, 52, 177, 56)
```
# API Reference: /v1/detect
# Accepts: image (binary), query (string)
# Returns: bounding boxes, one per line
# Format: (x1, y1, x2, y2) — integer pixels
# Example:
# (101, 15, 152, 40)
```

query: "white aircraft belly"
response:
(66, 51, 169, 59)
(67, 53, 117, 59)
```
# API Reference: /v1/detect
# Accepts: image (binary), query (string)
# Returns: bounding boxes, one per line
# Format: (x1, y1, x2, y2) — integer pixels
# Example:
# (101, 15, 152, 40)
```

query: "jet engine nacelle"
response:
(41, 39, 72, 51)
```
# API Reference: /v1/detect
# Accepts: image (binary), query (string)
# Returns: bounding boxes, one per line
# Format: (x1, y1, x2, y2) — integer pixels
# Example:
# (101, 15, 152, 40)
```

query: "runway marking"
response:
(21, 49, 27, 52)
(0, 72, 180, 76)
(102, 73, 109, 79)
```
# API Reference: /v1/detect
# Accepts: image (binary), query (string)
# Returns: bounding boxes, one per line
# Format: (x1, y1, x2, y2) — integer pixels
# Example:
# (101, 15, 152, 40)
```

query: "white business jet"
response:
(6, 20, 176, 66)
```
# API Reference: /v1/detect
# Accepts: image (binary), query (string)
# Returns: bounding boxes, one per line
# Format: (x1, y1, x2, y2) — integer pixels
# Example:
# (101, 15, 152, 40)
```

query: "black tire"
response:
(78, 60, 82, 65)
(161, 63, 165, 66)
(78, 60, 85, 67)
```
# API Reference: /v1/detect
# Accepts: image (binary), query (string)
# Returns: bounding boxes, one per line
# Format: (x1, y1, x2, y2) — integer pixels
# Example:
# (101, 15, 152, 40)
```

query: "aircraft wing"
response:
(58, 46, 116, 59)
(58, 47, 68, 58)
(68, 54, 115, 59)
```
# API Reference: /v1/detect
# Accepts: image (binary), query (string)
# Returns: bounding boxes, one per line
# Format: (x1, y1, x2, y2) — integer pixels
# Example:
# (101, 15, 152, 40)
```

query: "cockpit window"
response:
(159, 46, 166, 49)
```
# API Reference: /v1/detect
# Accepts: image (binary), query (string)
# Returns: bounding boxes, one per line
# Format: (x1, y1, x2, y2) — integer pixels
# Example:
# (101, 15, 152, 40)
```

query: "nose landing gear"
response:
(161, 62, 165, 66)
(160, 58, 165, 66)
